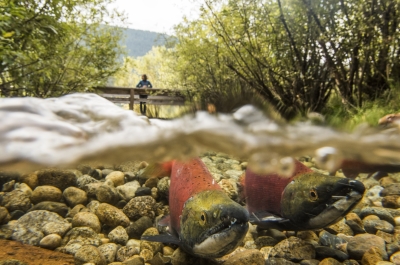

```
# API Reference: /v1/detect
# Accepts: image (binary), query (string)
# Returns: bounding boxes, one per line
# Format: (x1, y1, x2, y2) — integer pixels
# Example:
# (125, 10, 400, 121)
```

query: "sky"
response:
(109, 0, 202, 34)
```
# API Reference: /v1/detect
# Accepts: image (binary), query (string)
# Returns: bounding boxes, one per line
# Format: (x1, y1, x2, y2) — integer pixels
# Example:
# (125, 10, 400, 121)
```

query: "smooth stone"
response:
(116, 246, 140, 262)
(63, 187, 87, 207)
(140, 228, 163, 255)
(361, 246, 385, 265)
(2, 180, 15, 192)
(347, 234, 387, 260)
(96, 184, 120, 205)
(134, 187, 151, 197)
(299, 260, 320, 265)
(345, 212, 366, 234)
(265, 257, 297, 265)
(31, 185, 62, 204)
(0, 207, 11, 225)
(28, 201, 69, 217)
(36, 169, 77, 191)
(363, 219, 394, 234)
(106, 171, 125, 187)
(117, 181, 141, 201)
(255, 236, 278, 248)
(74, 245, 107, 265)
(109, 226, 129, 245)
(387, 243, 400, 256)
(96, 203, 130, 227)
(224, 249, 264, 265)
(123, 196, 156, 220)
(0, 171, 20, 187)
(98, 243, 118, 263)
(139, 249, 153, 262)
(156, 177, 170, 198)
(325, 219, 354, 236)
(0, 189, 31, 212)
(125, 216, 153, 239)
(391, 251, 400, 264)
(85, 182, 103, 198)
(121, 256, 144, 265)
(381, 184, 400, 196)
(76, 175, 99, 190)
(66, 204, 89, 219)
(382, 195, 400, 208)
(89, 169, 102, 180)
(319, 230, 347, 249)
(87, 200, 100, 213)
(269, 236, 316, 262)
(39, 233, 62, 249)
(12, 210, 70, 245)
(318, 258, 342, 265)
(19, 172, 38, 189)
(315, 246, 349, 261)
(61, 227, 102, 247)
(360, 207, 395, 225)
(72, 212, 101, 233)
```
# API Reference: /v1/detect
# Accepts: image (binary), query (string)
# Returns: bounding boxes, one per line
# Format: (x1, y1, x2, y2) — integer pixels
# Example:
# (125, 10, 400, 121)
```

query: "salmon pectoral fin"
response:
(249, 211, 289, 224)
(158, 215, 171, 227)
(141, 234, 181, 245)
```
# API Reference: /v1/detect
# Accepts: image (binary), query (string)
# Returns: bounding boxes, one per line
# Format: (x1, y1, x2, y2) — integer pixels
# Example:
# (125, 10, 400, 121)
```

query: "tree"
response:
(0, 0, 127, 97)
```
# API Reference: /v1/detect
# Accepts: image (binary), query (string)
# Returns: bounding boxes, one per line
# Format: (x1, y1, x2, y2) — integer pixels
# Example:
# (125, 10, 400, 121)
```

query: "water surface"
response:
(1, 93, 400, 175)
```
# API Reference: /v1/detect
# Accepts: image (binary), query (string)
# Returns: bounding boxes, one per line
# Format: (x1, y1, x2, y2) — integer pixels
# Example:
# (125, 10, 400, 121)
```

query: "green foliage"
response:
(324, 84, 400, 130)
(0, 0, 127, 97)
(170, 0, 400, 119)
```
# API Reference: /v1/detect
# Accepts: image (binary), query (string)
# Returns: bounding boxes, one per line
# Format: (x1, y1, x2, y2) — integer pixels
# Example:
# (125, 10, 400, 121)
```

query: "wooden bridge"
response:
(95, 86, 186, 111)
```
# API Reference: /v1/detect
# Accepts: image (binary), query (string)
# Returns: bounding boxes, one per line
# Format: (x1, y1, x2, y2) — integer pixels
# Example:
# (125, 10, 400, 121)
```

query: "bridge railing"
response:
(94, 86, 186, 110)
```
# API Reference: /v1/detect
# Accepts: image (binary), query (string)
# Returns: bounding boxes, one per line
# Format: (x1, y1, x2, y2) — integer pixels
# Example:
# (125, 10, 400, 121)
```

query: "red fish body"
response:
(244, 159, 365, 230)
(337, 159, 400, 179)
(168, 159, 222, 233)
(142, 158, 249, 258)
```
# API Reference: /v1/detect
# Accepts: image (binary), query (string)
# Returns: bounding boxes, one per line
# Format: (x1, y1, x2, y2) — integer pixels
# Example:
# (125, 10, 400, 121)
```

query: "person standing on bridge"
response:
(136, 74, 153, 115)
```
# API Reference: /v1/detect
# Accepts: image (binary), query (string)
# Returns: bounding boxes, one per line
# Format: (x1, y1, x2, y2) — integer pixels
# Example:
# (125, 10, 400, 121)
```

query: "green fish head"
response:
(179, 190, 249, 258)
(280, 173, 365, 230)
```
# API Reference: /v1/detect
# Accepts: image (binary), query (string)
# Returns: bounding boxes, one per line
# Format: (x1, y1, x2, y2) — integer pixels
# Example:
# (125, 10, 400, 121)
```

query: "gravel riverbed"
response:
(1, 152, 400, 265)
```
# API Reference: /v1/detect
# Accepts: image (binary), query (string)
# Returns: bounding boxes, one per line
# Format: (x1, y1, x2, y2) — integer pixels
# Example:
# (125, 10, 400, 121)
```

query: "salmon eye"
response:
(309, 189, 318, 201)
(200, 212, 206, 224)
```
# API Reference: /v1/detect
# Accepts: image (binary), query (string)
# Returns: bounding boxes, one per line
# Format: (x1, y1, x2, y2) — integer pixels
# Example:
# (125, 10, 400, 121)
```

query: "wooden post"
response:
(129, 89, 135, 110)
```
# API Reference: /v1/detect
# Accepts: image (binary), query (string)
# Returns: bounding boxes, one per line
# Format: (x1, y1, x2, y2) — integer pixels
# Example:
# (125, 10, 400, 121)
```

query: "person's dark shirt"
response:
(136, 80, 153, 88)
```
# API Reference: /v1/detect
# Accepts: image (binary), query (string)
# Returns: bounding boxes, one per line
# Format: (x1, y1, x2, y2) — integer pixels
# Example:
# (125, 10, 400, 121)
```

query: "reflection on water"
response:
(1, 93, 400, 174)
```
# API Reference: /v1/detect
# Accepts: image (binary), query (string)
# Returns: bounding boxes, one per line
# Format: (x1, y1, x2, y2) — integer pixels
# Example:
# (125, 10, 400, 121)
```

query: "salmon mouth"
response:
(192, 213, 249, 258)
(307, 179, 365, 228)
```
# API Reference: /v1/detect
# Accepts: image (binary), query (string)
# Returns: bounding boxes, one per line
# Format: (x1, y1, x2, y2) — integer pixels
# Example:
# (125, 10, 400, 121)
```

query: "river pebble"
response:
(3, 154, 400, 264)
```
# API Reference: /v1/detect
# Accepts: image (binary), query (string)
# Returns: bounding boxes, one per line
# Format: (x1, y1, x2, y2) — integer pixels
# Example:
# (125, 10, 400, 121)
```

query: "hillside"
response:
(121, 28, 169, 57)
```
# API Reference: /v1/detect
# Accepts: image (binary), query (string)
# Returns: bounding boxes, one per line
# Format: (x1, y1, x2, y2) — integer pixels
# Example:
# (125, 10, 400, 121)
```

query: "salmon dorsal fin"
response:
(139, 161, 174, 179)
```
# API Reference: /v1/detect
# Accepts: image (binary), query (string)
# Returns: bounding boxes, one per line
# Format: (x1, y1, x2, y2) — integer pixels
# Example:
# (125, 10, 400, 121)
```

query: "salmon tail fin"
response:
(139, 161, 174, 179)
(141, 233, 181, 245)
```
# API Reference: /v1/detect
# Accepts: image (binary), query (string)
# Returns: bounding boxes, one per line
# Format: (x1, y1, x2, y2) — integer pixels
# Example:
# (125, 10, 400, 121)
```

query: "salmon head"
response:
(142, 158, 249, 259)
(245, 159, 365, 231)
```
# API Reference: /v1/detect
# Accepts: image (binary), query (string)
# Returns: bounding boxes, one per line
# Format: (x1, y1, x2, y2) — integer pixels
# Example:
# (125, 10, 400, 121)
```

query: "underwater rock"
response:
(39, 233, 62, 250)
(270, 236, 316, 262)
(117, 181, 141, 201)
(346, 233, 387, 260)
(98, 243, 119, 263)
(12, 210, 70, 245)
(96, 184, 120, 205)
(36, 169, 77, 191)
(31, 186, 62, 204)
(72, 212, 101, 233)
(0, 189, 31, 212)
(63, 187, 87, 207)
(108, 226, 129, 245)
(105, 171, 125, 187)
(95, 203, 130, 227)
(123, 196, 156, 220)
(29, 201, 69, 218)
(74, 245, 107, 265)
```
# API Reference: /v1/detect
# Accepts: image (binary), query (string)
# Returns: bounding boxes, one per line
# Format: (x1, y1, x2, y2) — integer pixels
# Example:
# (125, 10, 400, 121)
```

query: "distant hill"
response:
(121, 28, 169, 57)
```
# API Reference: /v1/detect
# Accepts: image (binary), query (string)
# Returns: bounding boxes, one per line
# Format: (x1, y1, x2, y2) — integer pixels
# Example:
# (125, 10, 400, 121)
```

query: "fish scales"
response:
(245, 160, 313, 215)
(169, 158, 221, 231)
